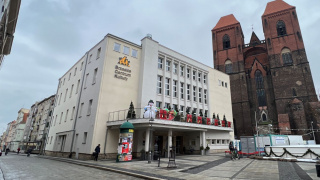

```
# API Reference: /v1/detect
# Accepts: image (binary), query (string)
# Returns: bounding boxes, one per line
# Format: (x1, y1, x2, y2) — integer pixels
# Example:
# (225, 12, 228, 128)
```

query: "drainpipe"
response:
(103, 127, 109, 157)
(69, 52, 89, 158)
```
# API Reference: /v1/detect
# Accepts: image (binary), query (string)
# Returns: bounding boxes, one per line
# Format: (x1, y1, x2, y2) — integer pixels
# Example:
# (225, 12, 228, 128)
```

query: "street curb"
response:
(38, 156, 164, 180)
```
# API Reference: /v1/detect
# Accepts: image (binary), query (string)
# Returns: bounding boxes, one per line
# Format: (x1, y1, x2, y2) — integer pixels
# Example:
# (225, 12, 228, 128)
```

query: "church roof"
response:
(249, 31, 260, 44)
(291, 98, 302, 104)
(263, 0, 295, 16)
(212, 14, 239, 30)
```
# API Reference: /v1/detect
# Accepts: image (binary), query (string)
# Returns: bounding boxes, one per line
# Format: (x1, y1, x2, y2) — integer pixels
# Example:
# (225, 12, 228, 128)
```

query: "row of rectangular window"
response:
(158, 57, 207, 84)
(48, 131, 88, 145)
(210, 139, 230, 145)
(218, 80, 228, 88)
(157, 76, 208, 104)
(59, 61, 84, 88)
(52, 106, 76, 127)
(113, 42, 138, 58)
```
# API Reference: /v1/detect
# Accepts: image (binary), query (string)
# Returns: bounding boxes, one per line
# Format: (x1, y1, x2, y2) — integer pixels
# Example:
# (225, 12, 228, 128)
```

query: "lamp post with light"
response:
(148, 116, 154, 163)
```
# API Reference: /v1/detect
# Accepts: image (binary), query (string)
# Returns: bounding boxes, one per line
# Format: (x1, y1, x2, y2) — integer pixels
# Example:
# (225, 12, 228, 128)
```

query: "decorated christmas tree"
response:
(217, 114, 221, 125)
(127, 101, 136, 119)
(192, 109, 197, 123)
(223, 115, 227, 127)
(174, 106, 180, 121)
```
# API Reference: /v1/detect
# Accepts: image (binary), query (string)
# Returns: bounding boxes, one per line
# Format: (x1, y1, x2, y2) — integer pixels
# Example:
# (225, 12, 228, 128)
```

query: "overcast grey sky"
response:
(0, 0, 319, 133)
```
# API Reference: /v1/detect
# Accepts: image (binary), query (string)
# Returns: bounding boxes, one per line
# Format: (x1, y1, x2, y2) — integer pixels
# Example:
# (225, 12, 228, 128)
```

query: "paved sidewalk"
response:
(36, 153, 317, 180)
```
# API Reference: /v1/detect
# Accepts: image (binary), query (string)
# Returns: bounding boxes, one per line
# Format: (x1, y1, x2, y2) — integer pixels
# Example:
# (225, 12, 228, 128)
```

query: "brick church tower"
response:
(212, 0, 320, 141)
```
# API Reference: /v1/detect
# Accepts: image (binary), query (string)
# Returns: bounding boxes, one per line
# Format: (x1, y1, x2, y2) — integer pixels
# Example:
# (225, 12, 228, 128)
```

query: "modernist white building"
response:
(46, 34, 233, 159)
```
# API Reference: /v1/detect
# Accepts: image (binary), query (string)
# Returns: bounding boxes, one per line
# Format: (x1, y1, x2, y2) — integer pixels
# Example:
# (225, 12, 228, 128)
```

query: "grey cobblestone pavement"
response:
(1, 152, 318, 179)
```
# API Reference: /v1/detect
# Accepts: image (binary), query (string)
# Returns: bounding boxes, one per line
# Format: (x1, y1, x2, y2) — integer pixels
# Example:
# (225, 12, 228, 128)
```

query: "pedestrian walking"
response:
(94, 144, 100, 161)
(5, 148, 10, 155)
(27, 147, 32, 157)
(17, 147, 20, 154)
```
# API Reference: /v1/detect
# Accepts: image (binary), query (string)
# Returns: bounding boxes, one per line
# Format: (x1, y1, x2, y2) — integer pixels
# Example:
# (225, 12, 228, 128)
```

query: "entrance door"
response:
(60, 135, 66, 152)
(176, 136, 183, 154)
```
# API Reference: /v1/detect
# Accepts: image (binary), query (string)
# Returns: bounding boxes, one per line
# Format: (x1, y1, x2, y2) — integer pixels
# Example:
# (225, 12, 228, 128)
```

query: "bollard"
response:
(316, 164, 320, 177)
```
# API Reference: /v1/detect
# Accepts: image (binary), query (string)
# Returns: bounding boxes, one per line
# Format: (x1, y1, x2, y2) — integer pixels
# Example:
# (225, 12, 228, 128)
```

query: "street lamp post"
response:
(148, 118, 154, 164)
(311, 121, 316, 142)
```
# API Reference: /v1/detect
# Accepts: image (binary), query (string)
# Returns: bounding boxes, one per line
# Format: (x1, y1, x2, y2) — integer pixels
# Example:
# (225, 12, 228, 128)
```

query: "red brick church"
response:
(212, 0, 320, 142)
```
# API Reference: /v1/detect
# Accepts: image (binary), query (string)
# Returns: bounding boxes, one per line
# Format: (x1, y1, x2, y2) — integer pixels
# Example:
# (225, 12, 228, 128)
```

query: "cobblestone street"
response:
(0, 153, 318, 179)
(0, 154, 141, 180)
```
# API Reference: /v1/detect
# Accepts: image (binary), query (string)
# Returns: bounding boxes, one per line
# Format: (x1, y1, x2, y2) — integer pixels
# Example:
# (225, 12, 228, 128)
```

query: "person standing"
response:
(94, 144, 100, 161)
(17, 147, 20, 154)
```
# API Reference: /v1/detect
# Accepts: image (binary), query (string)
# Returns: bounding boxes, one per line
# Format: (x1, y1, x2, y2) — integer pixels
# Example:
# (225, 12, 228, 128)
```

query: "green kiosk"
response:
(116, 121, 134, 162)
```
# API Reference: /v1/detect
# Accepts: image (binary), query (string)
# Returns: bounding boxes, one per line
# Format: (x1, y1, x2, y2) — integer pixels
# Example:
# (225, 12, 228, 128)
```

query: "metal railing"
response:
(107, 108, 233, 128)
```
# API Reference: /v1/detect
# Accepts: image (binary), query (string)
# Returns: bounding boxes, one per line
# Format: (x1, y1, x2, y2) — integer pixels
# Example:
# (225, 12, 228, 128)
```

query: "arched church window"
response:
(297, 31, 301, 41)
(281, 48, 293, 65)
(292, 88, 297, 97)
(223, 34, 230, 49)
(255, 70, 267, 107)
(262, 113, 267, 121)
(225, 59, 232, 74)
(277, 20, 287, 36)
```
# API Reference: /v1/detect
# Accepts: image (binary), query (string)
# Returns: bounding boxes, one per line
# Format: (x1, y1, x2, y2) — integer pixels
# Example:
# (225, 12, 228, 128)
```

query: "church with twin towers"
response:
(212, 0, 320, 141)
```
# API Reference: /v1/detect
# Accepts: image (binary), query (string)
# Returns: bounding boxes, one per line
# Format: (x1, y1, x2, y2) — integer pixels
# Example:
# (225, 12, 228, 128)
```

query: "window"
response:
(222, 81, 224, 87)
(255, 70, 267, 107)
(225, 83, 228, 88)
(193, 71, 196, 80)
(198, 72, 201, 82)
(166, 60, 171, 71)
(199, 88, 202, 103)
(225, 60, 232, 74)
(180, 65, 184, 76)
(83, 132, 87, 144)
(180, 82, 184, 99)
(80, 61, 84, 71)
(218, 80, 221, 86)
(74, 68, 77, 76)
(203, 74, 207, 84)
(277, 20, 287, 36)
(187, 84, 190, 100)
(173, 104, 178, 111)
(165, 103, 170, 109)
(88, 54, 92, 64)
(267, 38, 271, 46)
(76, 79, 80, 94)
(217, 139, 220, 144)
(297, 31, 302, 41)
(79, 103, 84, 117)
(156, 101, 162, 108)
(173, 80, 177, 97)
(50, 136, 53, 144)
(173, 63, 178, 74)
(212, 139, 216, 144)
(157, 76, 162, 94)
(123, 46, 129, 55)
(158, 57, 163, 69)
(97, 47, 101, 59)
(132, 49, 138, 58)
(92, 68, 98, 85)
(180, 106, 184, 112)
(54, 115, 58, 126)
(63, 78, 65, 85)
(84, 73, 89, 89)
(281, 48, 293, 65)
(65, 109, 69, 122)
(292, 88, 297, 97)
(70, 84, 74, 98)
(71, 106, 75, 120)
(58, 93, 62, 105)
(59, 112, 63, 124)
(68, 73, 71, 81)
(223, 34, 230, 49)
(193, 86, 196, 101)
(165, 78, 170, 96)
(64, 89, 68, 102)
(262, 113, 267, 121)
(87, 99, 93, 116)
(204, 89, 207, 104)
(114, 42, 121, 52)
(187, 68, 190, 78)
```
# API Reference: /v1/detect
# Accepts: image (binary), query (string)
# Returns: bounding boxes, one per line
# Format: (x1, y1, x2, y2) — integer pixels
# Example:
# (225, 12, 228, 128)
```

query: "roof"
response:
(212, 14, 239, 31)
(263, 0, 295, 16)
(249, 31, 260, 44)
(120, 121, 134, 129)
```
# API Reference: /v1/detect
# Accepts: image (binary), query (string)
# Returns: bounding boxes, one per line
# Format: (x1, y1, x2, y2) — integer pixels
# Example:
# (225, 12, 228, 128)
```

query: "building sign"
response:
(114, 56, 131, 81)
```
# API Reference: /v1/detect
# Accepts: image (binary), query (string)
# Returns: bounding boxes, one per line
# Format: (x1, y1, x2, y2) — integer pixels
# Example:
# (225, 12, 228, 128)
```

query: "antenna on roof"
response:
(252, 24, 254, 32)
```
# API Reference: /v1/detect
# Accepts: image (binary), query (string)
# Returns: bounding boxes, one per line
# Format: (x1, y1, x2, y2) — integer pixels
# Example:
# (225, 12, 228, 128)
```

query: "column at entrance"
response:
(145, 128, 150, 152)
(168, 129, 172, 157)
(201, 131, 206, 147)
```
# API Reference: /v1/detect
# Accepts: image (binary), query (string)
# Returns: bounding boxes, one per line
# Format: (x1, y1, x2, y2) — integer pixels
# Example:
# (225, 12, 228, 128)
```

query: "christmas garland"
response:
(264, 147, 320, 158)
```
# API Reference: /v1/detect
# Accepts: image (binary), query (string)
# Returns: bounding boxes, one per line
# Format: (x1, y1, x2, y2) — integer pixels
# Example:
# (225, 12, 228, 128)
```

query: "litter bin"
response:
(316, 164, 320, 177)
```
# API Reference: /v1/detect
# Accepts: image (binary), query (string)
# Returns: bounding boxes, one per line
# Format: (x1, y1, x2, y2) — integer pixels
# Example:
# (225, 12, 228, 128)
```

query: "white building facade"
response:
(46, 34, 233, 159)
